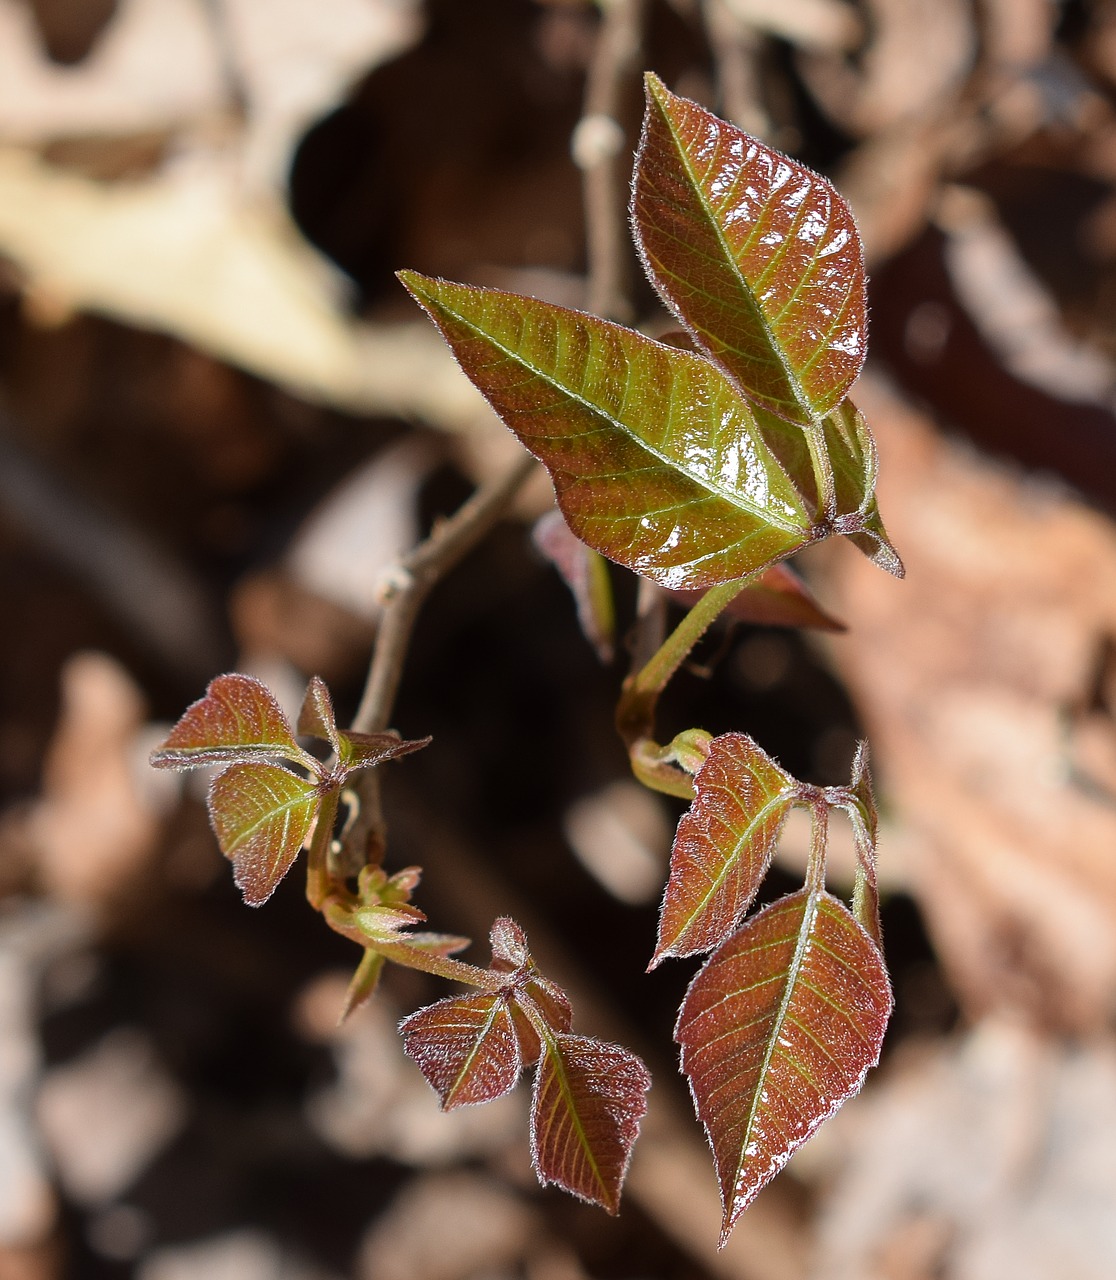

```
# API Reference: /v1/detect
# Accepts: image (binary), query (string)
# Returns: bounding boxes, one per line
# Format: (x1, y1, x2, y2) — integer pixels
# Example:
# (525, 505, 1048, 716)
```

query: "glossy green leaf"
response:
(531, 1033, 651, 1214)
(208, 762, 321, 906)
(652, 733, 798, 966)
(676, 889, 891, 1241)
(151, 673, 314, 771)
(401, 992, 522, 1109)
(488, 918, 573, 1066)
(633, 73, 867, 426)
(399, 271, 814, 591)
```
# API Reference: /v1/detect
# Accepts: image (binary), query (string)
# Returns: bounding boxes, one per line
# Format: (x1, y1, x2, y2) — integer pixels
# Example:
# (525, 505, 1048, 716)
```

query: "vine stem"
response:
(616, 577, 750, 748)
(339, 450, 538, 873)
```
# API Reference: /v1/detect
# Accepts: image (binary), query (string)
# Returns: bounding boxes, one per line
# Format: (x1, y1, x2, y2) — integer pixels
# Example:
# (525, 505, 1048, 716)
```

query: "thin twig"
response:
(573, 0, 646, 321)
(339, 451, 538, 871)
(702, 0, 773, 138)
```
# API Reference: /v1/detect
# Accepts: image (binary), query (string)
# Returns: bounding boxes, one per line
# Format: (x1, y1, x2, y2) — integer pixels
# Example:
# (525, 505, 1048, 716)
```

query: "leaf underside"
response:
(151, 673, 305, 768)
(653, 732, 797, 965)
(401, 992, 522, 1109)
(208, 762, 320, 906)
(633, 73, 867, 427)
(532, 1033, 651, 1214)
(399, 271, 813, 591)
(676, 888, 891, 1241)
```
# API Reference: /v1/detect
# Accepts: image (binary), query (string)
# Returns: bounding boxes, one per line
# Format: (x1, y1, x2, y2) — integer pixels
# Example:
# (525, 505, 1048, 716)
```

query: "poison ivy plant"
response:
(152, 72, 901, 1243)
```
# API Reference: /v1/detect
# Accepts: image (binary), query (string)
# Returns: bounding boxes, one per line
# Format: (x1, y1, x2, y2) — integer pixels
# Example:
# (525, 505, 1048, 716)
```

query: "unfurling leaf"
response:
(633, 73, 866, 426)
(531, 1033, 651, 1214)
(846, 742, 883, 948)
(151, 673, 314, 770)
(209, 763, 321, 906)
(676, 889, 891, 1242)
(652, 733, 798, 966)
(401, 993, 522, 1109)
(339, 949, 386, 1022)
(297, 675, 342, 755)
(398, 271, 813, 591)
(339, 730, 431, 771)
(818, 401, 904, 577)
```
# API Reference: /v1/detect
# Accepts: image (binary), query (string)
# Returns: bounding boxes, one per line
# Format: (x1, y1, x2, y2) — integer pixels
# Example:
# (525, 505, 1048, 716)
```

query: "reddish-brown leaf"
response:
(821, 400, 904, 577)
(151, 673, 313, 770)
(208, 762, 321, 905)
(488, 918, 572, 1064)
(297, 675, 341, 755)
(652, 733, 798, 966)
(531, 1033, 651, 1214)
(401, 992, 522, 1109)
(398, 271, 814, 591)
(633, 73, 866, 426)
(676, 889, 891, 1241)
(339, 730, 431, 771)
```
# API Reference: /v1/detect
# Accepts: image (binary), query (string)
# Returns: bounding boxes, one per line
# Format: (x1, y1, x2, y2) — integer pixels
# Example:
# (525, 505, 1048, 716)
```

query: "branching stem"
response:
(339, 451, 538, 873)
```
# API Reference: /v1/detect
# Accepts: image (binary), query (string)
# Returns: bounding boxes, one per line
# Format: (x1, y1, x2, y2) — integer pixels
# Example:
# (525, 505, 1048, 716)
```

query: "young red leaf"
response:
(338, 729, 431, 771)
(208, 763, 321, 906)
(676, 888, 891, 1241)
(846, 741, 883, 948)
(533, 508, 616, 661)
(297, 675, 341, 755)
(531, 1033, 651, 1213)
(652, 733, 798, 966)
(398, 271, 814, 591)
(633, 73, 866, 427)
(820, 401, 904, 577)
(401, 992, 522, 1109)
(151, 673, 314, 771)
(488, 918, 572, 1064)
(489, 916, 532, 971)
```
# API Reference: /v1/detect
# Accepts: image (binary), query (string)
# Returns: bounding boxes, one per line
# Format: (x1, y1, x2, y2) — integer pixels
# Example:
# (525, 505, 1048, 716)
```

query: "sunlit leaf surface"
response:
(633, 73, 867, 426)
(208, 762, 320, 905)
(676, 888, 891, 1241)
(531, 1033, 651, 1213)
(151, 673, 309, 769)
(401, 992, 522, 1109)
(652, 733, 798, 965)
(399, 271, 814, 591)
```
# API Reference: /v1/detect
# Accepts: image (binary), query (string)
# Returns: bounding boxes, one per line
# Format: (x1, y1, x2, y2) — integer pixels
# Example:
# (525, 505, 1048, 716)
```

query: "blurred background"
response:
(2, 1, 1116, 1278)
